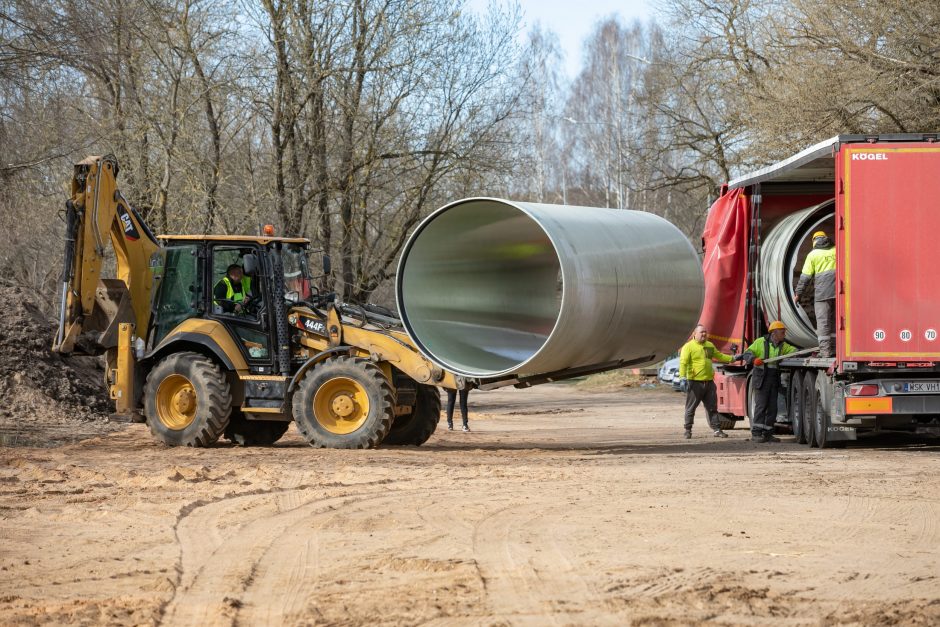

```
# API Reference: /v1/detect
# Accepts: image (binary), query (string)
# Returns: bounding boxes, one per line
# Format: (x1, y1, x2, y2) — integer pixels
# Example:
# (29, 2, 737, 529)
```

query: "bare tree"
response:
(251, 0, 525, 301)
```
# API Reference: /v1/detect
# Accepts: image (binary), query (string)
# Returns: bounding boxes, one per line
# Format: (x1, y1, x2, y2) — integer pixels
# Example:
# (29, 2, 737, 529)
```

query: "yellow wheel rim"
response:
(155, 374, 198, 430)
(313, 376, 370, 434)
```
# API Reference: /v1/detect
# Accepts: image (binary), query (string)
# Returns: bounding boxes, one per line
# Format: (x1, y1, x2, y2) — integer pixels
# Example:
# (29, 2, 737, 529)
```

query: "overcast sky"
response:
(466, 0, 655, 79)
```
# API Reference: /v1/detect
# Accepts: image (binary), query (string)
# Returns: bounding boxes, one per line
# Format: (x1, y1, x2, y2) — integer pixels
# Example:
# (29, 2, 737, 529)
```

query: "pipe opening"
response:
(397, 199, 563, 376)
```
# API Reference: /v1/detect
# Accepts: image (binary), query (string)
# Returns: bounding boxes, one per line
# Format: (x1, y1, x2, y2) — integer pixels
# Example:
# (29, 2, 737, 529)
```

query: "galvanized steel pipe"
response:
(759, 200, 835, 347)
(396, 198, 705, 378)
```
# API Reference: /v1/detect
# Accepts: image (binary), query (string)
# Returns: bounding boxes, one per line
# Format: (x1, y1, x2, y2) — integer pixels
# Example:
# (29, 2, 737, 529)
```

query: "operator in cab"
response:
(214, 264, 252, 315)
(794, 230, 836, 357)
(739, 320, 798, 443)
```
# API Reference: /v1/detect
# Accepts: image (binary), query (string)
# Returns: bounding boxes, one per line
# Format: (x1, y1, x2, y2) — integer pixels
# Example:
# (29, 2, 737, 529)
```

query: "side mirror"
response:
(243, 253, 259, 276)
(321, 254, 331, 276)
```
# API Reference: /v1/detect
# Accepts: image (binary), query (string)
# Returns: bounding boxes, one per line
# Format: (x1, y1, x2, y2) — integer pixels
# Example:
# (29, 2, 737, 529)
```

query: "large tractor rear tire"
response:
(145, 352, 232, 447)
(383, 384, 442, 446)
(224, 411, 290, 446)
(292, 356, 394, 449)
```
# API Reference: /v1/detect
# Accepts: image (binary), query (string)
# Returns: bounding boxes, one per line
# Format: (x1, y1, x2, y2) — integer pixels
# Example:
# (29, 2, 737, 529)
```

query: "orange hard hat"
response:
(768, 320, 786, 331)
(812, 231, 827, 240)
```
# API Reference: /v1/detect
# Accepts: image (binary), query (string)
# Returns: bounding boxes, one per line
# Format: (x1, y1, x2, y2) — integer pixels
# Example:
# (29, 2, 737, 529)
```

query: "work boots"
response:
(714, 430, 729, 438)
(683, 429, 692, 439)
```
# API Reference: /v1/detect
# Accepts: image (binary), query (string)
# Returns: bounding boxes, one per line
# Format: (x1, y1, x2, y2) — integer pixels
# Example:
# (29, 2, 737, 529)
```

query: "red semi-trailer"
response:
(701, 133, 940, 447)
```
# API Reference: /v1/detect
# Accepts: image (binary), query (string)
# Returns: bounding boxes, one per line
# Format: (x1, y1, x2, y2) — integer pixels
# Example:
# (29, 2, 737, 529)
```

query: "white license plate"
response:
(902, 381, 940, 393)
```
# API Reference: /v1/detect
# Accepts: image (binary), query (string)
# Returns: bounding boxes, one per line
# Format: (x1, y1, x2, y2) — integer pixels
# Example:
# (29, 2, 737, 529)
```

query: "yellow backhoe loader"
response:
(53, 155, 460, 448)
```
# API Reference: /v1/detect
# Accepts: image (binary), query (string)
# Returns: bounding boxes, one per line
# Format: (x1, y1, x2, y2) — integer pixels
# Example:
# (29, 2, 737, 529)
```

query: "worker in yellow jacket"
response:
(678, 324, 734, 439)
(794, 230, 836, 357)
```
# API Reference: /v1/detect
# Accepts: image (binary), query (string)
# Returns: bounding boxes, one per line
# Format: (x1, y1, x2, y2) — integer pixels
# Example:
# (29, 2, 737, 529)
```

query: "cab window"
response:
(211, 246, 259, 320)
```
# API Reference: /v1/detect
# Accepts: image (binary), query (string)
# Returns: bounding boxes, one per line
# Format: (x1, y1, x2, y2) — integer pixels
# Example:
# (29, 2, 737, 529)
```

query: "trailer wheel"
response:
(718, 413, 737, 431)
(383, 384, 442, 446)
(790, 370, 806, 444)
(292, 356, 394, 449)
(813, 376, 833, 448)
(745, 374, 757, 429)
(224, 411, 290, 446)
(145, 352, 232, 447)
(801, 370, 817, 447)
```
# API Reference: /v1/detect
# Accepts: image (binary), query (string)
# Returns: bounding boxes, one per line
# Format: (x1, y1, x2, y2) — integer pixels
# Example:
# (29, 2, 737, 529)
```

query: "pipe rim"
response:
(396, 197, 566, 377)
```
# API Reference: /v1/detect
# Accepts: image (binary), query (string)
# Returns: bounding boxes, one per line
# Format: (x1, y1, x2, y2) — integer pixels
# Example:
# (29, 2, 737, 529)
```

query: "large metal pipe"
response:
(396, 198, 705, 378)
(759, 200, 835, 347)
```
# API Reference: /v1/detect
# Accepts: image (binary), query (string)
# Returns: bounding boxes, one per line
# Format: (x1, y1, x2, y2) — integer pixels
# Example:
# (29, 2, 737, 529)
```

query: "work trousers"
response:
(684, 380, 721, 431)
(446, 388, 470, 427)
(752, 369, 781, 434)
(815, 298, 835, 357)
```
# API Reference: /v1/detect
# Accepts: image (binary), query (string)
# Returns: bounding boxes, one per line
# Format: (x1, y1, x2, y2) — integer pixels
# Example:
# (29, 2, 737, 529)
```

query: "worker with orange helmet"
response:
(739, 320, 798, 443)
(794, 230, 836, 357)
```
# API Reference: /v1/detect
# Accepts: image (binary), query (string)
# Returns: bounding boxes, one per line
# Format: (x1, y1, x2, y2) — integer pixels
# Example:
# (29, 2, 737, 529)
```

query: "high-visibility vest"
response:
(220, 276, 251, 302)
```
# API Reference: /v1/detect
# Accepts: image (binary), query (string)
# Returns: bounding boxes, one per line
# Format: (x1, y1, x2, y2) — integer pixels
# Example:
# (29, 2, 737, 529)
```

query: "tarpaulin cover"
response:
(700, 188, 749, 351)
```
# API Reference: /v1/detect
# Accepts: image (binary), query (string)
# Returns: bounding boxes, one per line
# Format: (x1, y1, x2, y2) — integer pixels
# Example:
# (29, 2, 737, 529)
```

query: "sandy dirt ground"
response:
(1, 383, 939, 626)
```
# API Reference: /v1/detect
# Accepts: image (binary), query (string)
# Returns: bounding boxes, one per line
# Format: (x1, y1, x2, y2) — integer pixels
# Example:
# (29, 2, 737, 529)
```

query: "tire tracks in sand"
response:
(159, 482, 401, 626)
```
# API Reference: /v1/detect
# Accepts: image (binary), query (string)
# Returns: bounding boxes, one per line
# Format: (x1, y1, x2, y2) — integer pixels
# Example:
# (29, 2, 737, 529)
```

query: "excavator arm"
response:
(53, 155, 160, 354)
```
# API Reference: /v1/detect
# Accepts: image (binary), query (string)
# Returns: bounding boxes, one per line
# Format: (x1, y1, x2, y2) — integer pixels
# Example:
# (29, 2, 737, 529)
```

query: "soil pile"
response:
(0, 286, 117, 446)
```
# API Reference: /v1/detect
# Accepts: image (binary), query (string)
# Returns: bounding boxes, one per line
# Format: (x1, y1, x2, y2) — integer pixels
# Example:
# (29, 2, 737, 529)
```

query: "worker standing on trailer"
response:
(678, 324, 734, 439)
(740, 321, 798, 443)
(794, 231, 836, 357)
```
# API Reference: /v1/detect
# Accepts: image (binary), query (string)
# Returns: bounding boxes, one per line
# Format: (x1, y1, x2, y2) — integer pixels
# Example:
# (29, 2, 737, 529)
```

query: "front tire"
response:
(292, 356, 394, 448)
(145, 352, 232, 447)
(383, 384, 442, 446)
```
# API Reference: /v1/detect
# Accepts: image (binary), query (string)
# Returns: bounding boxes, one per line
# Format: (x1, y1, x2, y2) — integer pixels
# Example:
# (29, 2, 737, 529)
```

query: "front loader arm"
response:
(291, 305, 462, 390)
(53, 155, 160, 354)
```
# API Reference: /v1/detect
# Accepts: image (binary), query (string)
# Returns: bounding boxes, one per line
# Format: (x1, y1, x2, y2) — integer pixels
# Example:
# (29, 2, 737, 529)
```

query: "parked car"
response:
(658, 357, 679, 384)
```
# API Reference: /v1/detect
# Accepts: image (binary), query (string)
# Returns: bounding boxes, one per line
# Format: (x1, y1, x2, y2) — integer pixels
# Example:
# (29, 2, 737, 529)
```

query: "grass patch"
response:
(577, 370, 658, 390)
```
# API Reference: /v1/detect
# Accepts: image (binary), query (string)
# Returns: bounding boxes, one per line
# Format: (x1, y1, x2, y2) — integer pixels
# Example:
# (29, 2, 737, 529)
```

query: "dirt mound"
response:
(0, 286, 117, 446)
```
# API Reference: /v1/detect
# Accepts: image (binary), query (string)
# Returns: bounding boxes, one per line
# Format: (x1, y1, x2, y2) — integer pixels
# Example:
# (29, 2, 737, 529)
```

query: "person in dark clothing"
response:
(739, 320, 798, 443)
(213, 264, 252, 314)
(794, 231, 836, 357)
(446, 388, 471, 432)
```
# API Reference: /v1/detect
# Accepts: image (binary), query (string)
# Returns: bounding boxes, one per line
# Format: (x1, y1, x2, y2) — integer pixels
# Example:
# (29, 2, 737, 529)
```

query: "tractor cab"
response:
(149, 234, 313, 375)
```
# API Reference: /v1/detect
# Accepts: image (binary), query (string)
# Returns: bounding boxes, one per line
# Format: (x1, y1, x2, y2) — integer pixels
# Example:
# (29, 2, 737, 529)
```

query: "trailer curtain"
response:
(699, 188, 749, 351)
